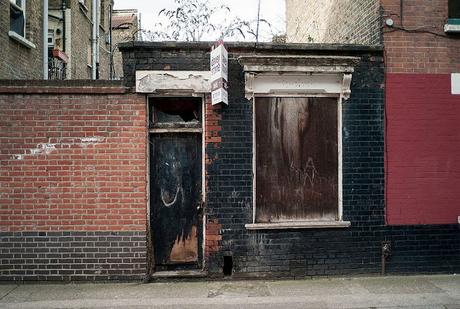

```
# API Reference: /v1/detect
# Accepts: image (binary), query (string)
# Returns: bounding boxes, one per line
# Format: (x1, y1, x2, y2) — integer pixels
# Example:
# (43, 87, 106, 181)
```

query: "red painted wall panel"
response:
(386, 73, 460, 225)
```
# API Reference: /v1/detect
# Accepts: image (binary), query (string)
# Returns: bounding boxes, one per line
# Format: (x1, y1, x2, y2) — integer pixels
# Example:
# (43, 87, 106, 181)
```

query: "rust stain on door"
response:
(255, 97, 338, 222)
(170, 225, 198, 263)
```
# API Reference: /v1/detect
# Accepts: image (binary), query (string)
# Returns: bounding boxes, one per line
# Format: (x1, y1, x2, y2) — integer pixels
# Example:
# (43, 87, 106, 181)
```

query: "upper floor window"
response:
(47, 29, 55, 57)
(10, 0, 25, 37)
(100, 0, 105, 28)
(449, 0, 460, 19)
(48, 30, 55, 48)
(8, 0, 34, 48)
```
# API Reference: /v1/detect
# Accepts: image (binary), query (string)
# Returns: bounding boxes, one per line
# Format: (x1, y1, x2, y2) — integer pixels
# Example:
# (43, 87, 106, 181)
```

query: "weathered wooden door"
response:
(151, 134, 202, 267)
(149, 97, 202, 268)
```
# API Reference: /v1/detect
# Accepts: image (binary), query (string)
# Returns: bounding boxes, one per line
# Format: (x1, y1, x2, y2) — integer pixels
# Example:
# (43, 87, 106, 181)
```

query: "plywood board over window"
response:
(239, 55, 357, 229)
(255, 97, 338, 223)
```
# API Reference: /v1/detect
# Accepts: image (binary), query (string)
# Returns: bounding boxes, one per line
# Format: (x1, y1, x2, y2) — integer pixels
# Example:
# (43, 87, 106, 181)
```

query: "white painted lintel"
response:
(136, 70, 211, 93)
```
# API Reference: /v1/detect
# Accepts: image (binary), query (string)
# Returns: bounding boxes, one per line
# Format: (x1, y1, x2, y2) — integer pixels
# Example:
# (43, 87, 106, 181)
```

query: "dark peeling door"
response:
(151, 133, 201, 265)
(255, 97, 338, 222)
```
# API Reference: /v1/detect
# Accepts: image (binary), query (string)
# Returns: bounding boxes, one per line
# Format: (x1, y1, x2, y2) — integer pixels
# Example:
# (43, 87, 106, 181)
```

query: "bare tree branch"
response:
(145, 0, 273, 42)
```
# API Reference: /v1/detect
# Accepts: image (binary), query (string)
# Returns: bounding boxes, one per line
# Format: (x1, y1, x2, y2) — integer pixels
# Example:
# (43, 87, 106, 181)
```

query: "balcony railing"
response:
(48, 57, 66, 80)
(48, 49, 69, 80)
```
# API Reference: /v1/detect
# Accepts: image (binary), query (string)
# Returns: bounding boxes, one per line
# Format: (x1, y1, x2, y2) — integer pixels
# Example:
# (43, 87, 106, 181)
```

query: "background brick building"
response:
(111, 9, 139, 80)
(1, 0, 113, 80)
(286, 0, 381, 45)
(0, 0, 44, 79)
(48, 0, 113, 79)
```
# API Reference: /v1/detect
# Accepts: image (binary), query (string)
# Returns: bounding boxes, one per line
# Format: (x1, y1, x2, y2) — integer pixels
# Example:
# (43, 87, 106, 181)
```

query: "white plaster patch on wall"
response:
(30, 143, 57, 156)
(79, 136, 105, 147)
(135, 70, 211, 93)
(452, 73, 460, 95)
(11, 136, 106, 160)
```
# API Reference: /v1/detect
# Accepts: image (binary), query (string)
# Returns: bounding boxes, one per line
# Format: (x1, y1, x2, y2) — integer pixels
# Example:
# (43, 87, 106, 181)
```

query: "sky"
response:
(114, 0, 286, 41)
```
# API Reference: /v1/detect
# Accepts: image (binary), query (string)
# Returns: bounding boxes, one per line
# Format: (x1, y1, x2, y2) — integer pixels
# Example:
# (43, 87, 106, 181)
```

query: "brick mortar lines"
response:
(0, 92, 147, 233)
(0, 231, 147, 282)
(0, 87, 128, 94)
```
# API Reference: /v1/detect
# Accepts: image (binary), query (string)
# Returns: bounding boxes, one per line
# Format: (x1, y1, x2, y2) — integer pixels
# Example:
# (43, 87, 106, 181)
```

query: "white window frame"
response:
(445, 0, 460, 32)
(9, 0, 26, 37)
(48, 30, 55, 48)
(239, 55, 357, 230)
(9, 0, 36, 48)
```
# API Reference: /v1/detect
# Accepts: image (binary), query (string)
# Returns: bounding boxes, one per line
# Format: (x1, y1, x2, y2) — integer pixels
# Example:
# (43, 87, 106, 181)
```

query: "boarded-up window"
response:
(255, 97, 338, 223)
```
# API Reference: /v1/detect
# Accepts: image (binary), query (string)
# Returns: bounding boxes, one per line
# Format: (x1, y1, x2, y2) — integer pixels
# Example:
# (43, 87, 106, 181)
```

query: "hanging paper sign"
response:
(210, 41, 228, 105)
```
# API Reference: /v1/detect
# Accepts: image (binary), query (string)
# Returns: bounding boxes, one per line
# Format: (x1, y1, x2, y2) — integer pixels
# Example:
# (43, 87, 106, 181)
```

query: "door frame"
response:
(146, 94, 206, 272)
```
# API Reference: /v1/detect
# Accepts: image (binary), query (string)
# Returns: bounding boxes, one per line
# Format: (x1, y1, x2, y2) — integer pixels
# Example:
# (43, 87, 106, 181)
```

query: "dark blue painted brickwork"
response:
(121, 42, 460, 278)
(0, 231, 147, 281)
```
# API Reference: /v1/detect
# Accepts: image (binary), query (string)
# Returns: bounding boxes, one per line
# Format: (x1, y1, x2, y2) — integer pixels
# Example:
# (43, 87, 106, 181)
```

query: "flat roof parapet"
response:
(118, 41, 383, 53)
(0, 80, 126, 94)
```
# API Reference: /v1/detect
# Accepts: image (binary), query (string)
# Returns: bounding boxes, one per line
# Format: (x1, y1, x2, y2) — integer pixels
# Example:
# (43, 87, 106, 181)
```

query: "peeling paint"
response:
(136, 70, 211, 93)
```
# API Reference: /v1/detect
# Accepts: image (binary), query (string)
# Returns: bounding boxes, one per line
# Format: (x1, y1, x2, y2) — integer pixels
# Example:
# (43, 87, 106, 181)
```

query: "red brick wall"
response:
(381, 0, 460, 74)
(204, 94, 222, 145)
(0, 90, 148, 232)
(286, 0, 381, 45)
(203, 94, 223, 258)
(386, 74, 460, 225)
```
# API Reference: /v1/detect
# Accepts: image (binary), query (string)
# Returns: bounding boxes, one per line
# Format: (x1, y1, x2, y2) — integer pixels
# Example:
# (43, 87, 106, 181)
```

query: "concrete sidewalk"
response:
(0, 275, 459, 309)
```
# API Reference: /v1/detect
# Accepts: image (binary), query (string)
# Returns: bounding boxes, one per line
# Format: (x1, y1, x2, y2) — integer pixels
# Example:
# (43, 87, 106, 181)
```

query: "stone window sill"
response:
(245, 221, 351, 230)
(8, 31, 36, 49)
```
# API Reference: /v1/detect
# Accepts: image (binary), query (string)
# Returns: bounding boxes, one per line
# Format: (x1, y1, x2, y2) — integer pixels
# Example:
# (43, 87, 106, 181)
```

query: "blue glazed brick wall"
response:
(121, 42, 460, 278)
(0, 231, 147, 281)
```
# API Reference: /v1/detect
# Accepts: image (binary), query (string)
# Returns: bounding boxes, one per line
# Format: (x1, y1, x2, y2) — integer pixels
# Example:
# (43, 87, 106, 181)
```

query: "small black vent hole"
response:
(223, 256, 233, 277)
